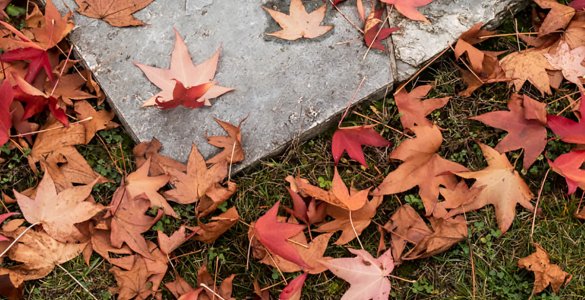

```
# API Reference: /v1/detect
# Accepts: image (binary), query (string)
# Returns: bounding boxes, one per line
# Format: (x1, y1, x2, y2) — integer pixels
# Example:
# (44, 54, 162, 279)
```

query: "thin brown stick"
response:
(362, 12, 392, 61)
(227, 141, 237, 181)
(213, 256, 219, 300)
(10, 117, 93, 138)
(449, 44, 483, 83)
(50, 46, 74, 97)
(328, 0, 364, 34)
(200, 283, 226, 300)
(352, 110, 412, 138)
(513, 18, 521, 51)
(287, 238, 309, 248)
(56, 264, 98, 300)
(170, 249, 203, 261)
(530, 168, 550, 242)
(394, 48, 449, 95)
(478, 32, 541, 39)
(388, 274, 416, 283)
(266, 251, 287, 284)
(0, 222, 40, 258)
(338, 77, 367, 127)
(349, 210, 365, 250)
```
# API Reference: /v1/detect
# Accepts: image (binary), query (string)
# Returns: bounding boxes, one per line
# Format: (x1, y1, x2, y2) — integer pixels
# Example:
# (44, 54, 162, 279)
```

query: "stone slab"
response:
(53, 0, 521, 170)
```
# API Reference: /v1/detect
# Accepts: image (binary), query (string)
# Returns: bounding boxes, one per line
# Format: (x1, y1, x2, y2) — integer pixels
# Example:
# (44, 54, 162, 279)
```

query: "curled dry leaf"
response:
(284, 186, 326, 225)
(518, 243, 571, 294)
(192, 206, 239, 243)
(402, 214, 467, 260)
(15, 171, 103, 243)
(383, 204, 432, 263)
(75, 0, 154, 27)
(446, 144, 534, 234)
(263, 0, 333, 40)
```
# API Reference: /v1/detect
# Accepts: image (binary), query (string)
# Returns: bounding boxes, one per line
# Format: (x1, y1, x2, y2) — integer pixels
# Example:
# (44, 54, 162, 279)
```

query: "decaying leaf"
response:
(383, 204, 432, 262)
(500, 48, 554, 95)
(544, 41, 585, 86)
(518, 243, 571, 294)
(534, 0, 575, 36)
(263, 0, 333, 40)
(192, 206, 239, 243)
(133, 138, 186, 176)
(74, 100, 119, 143)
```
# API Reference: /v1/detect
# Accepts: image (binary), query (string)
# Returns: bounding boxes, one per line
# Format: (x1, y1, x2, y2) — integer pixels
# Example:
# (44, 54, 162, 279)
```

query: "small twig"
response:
(463, 210, 476, 300)
(530, 168, 550, 242)
(266, 251, 287, 284)
(513, 18, 521, 51)
(512, 149, 524, 170)
(246, 232, 254, 271)
(395, 48, 449, 95)
(200, 283, 226, 300)
(0, 222, 40, 258)
(388, 274, 416, 283)
(348, 210, 365, 250)
(50, 46, 74, 96)
(449, 44, 483, 83)
(328, 0, 364, 34)
(227, 141, 237, 181)
(352, 111, 413, 138)
(362, 13, 391, 61)
(338, 77, 367, 128)
(286, 238, 309, 248)
(170, 249, 203, 261)
(56, 264, 98, 300)
(167, 254, 177, 274)
(10, 117, 93, 138)
(260, 280, 287, 291)
(213, 256, 219, 300)
(478, 32, 540, 39)
(97, 134, 124, 175)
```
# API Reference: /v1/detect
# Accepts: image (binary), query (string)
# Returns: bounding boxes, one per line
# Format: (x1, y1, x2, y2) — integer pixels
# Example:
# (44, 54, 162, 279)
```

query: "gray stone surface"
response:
(53, 0, 521, 170)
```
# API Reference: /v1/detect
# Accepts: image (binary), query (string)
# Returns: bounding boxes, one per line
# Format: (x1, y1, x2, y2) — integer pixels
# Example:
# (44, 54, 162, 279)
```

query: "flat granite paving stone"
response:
(53, 0, 521, 170)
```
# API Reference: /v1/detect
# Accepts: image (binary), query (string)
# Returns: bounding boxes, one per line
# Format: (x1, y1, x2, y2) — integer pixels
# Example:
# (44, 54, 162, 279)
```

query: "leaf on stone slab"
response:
(319, 248, 394, 300)
(154, 80, 214, 110)
(75, 0, 154, 27)
(381, 0, 433, 23)
(518, 243, 571, 294)
(206, 118, 245, 165)
(263, 0, 332, 40)
(15, 171, 103, 243)
(363, 9, 398, 51)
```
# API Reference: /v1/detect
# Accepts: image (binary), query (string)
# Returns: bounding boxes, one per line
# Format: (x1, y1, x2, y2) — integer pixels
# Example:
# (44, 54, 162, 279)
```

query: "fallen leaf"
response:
(29, 118, 86, 166)
(283, 186, 326, 225)
(28, 0, 74, 50)
(570, 0, 585, 10)
(373, 125, 468, 215)
(547, 94, 585, 144)
(14, 172, 103, 242)
(563, 11, 585, 49)
(110, 183, 163, 258)
(518, 243, 571, 294)
(544, 41, 585, 86)
(500, 48, 554, 95)
(331, 124, 390, 167)
(316, 196, 382, 245)
(133, 137, 186, 176)
(534, 0, 575, 36)
(0, 212, 18, 242)
(135, 29, 232, 107)
(43, 146, 109, 191)
(110, 255, 154, 300)
(252, 201, 308, 269)
(125, 158, 177, 217)
(189, 265, 235, 300)
(164, 143, 228, 204)
(364, 9, 399, 51)
(454, 23, 496, 74)
(193, 207, 239, 243)
(0, 48, 52, 83)
(13, 74, 68, 125)
(206, 118, 245, 165)
(263, 0, 333, 40)
(381, 0, 433, 23)
(470, 94, 547, 169)
(446, 144, 534, 234)
(74, 100, 119, 143)
(157, 225, 196, 255)
(90, 229, 135, 270)
(320, 248, 394, 300)
(280, 272, 308, 300)
(394, 85, 450, 130)
(548, 150, 585, 195)
(402, 214, 467, 260)
(0, 80, 13, 145)
(288, 168, 369, 211)
(154, 80, 214, 109)
(46, 72, 94, 106)
(75, 0, 154, 27)
(165, 275, 195, 299)
(383, 204, 432, 262)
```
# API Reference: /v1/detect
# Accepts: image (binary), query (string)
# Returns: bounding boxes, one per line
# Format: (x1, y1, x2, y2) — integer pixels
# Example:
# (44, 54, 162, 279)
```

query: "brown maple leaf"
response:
(135, 29, 233, 107)
(287, 167, 370, 211)
(125, 158, 177, 218)
(15, 172, 103, 243)
(454, 23, 496, 74)
(534, 0, 575, 36)
(89, 229, 135, 270)
(165, 276, 195, 299)
(383, 204, 432, 263)
(373, 125, 468, 216)
(263, 0, 333, 41)
(43, 146, 109, 191)
(164, 143, 229, 204)
(157, 225, 197, 255)
(446, 144, 534, 234)
(46, 73, 94, 106)
(316, 196, 382, 245)
(470, 94, 547, 169)
(206, 118, 245, 165)
(74, 100, 119, 143)
(27, 0, 74, 50)
(110, 255, 153, 300)
(500, 48, 555, 95)
(75, 0, 154, 27)
(394, 85, 450, 130)
(133, 138, 186, 176)
(192, 206, 239, 243)
(402, 214, 467, 260)
(544, 41, 585, 86)
(518, 243, 571, 294)
(29, 118, 86, 166)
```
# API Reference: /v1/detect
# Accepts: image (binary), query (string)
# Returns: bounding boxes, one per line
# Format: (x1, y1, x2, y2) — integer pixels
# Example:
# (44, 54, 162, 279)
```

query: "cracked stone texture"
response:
(53, 0, 521, 170)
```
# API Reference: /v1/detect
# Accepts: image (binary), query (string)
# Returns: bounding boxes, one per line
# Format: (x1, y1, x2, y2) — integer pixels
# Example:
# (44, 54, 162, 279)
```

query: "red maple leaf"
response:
(470, 94, 547, 169)
(547, 94, 585, 145)
(12, 74, 68, 126)
(331, 125, 391, 167)
(253, 201, 308, 269)
(0, 80, 14, 145)
(364, 9, 399, 51)
(381, 0, 434, 23)
(548, 150, 585, 195)
(154, 81, 214, 109)
(570, 0, 585, 10)
(0, 48, 53, 83)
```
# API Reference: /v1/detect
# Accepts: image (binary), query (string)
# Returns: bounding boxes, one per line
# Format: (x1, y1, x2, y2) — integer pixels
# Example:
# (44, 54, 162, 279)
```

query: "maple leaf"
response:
(206, 118, 245, 165)
(192, 207, 239, 243)
(12, 74, 68, 126)
(454, 23, 496, 74)
(547, 94, 585, 144)
(29, 118, 85, 166)
(544, 41, 585, 86)
(176, 266, 235, 300)
(331, 125, 390, 167)
(500, 48, 555, 96)
(165, 276, 194, 299)
(75, 0, 154, 27)
(263, 0, 332, 41)
(470, 94, 547, 169)
(446, 144, 534, 234)
(125, 158, 177, 218)
(0, 48, 53, 83)
(373, 125, 468, 216)
(381, 0, 433, 23)
(74, 100, 119, 143)
(0, 212, 18, 242)
(402, 214, 467, 260)
(283, 186, 326, 225)
(89, 229, 135, 270)
(570, 0, 585, 10)
(164, 143, 229, 204)
(316, 196, 382, 245)
(0, 80, 13, 145)
(157, 225, 197, 255)
(110, 184, 163, 258)
(280, 273, 308, 300)
(394, 85, 450, 130)
(383, 204, 432, 262)
(28, 0, 74, 50)
(154, 80, 214, 109)
(10, 101, 39, 142)
(14, 172, 103, 243)
(364, 9, 399, 51)
(43, 146, 109, 191)
(534, 0, 575, 36)
(47, 72, 95, 105)
(252, 201, 308, 269)
(133, 137, 187, 176)
(135, 29, 233, 107)
(518, 243, 571, 294)
(548, 150, 585, 195)
(110, 256, 154, 300)
(320, 248, 394, 300)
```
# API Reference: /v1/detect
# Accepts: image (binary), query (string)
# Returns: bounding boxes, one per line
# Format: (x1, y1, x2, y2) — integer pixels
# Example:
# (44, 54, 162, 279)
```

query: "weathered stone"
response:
(53, 0, 521, 170)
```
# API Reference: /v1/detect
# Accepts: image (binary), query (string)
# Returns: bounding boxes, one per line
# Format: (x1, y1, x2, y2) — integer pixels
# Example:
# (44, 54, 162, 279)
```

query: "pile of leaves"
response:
(1, 0, 584, 299)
